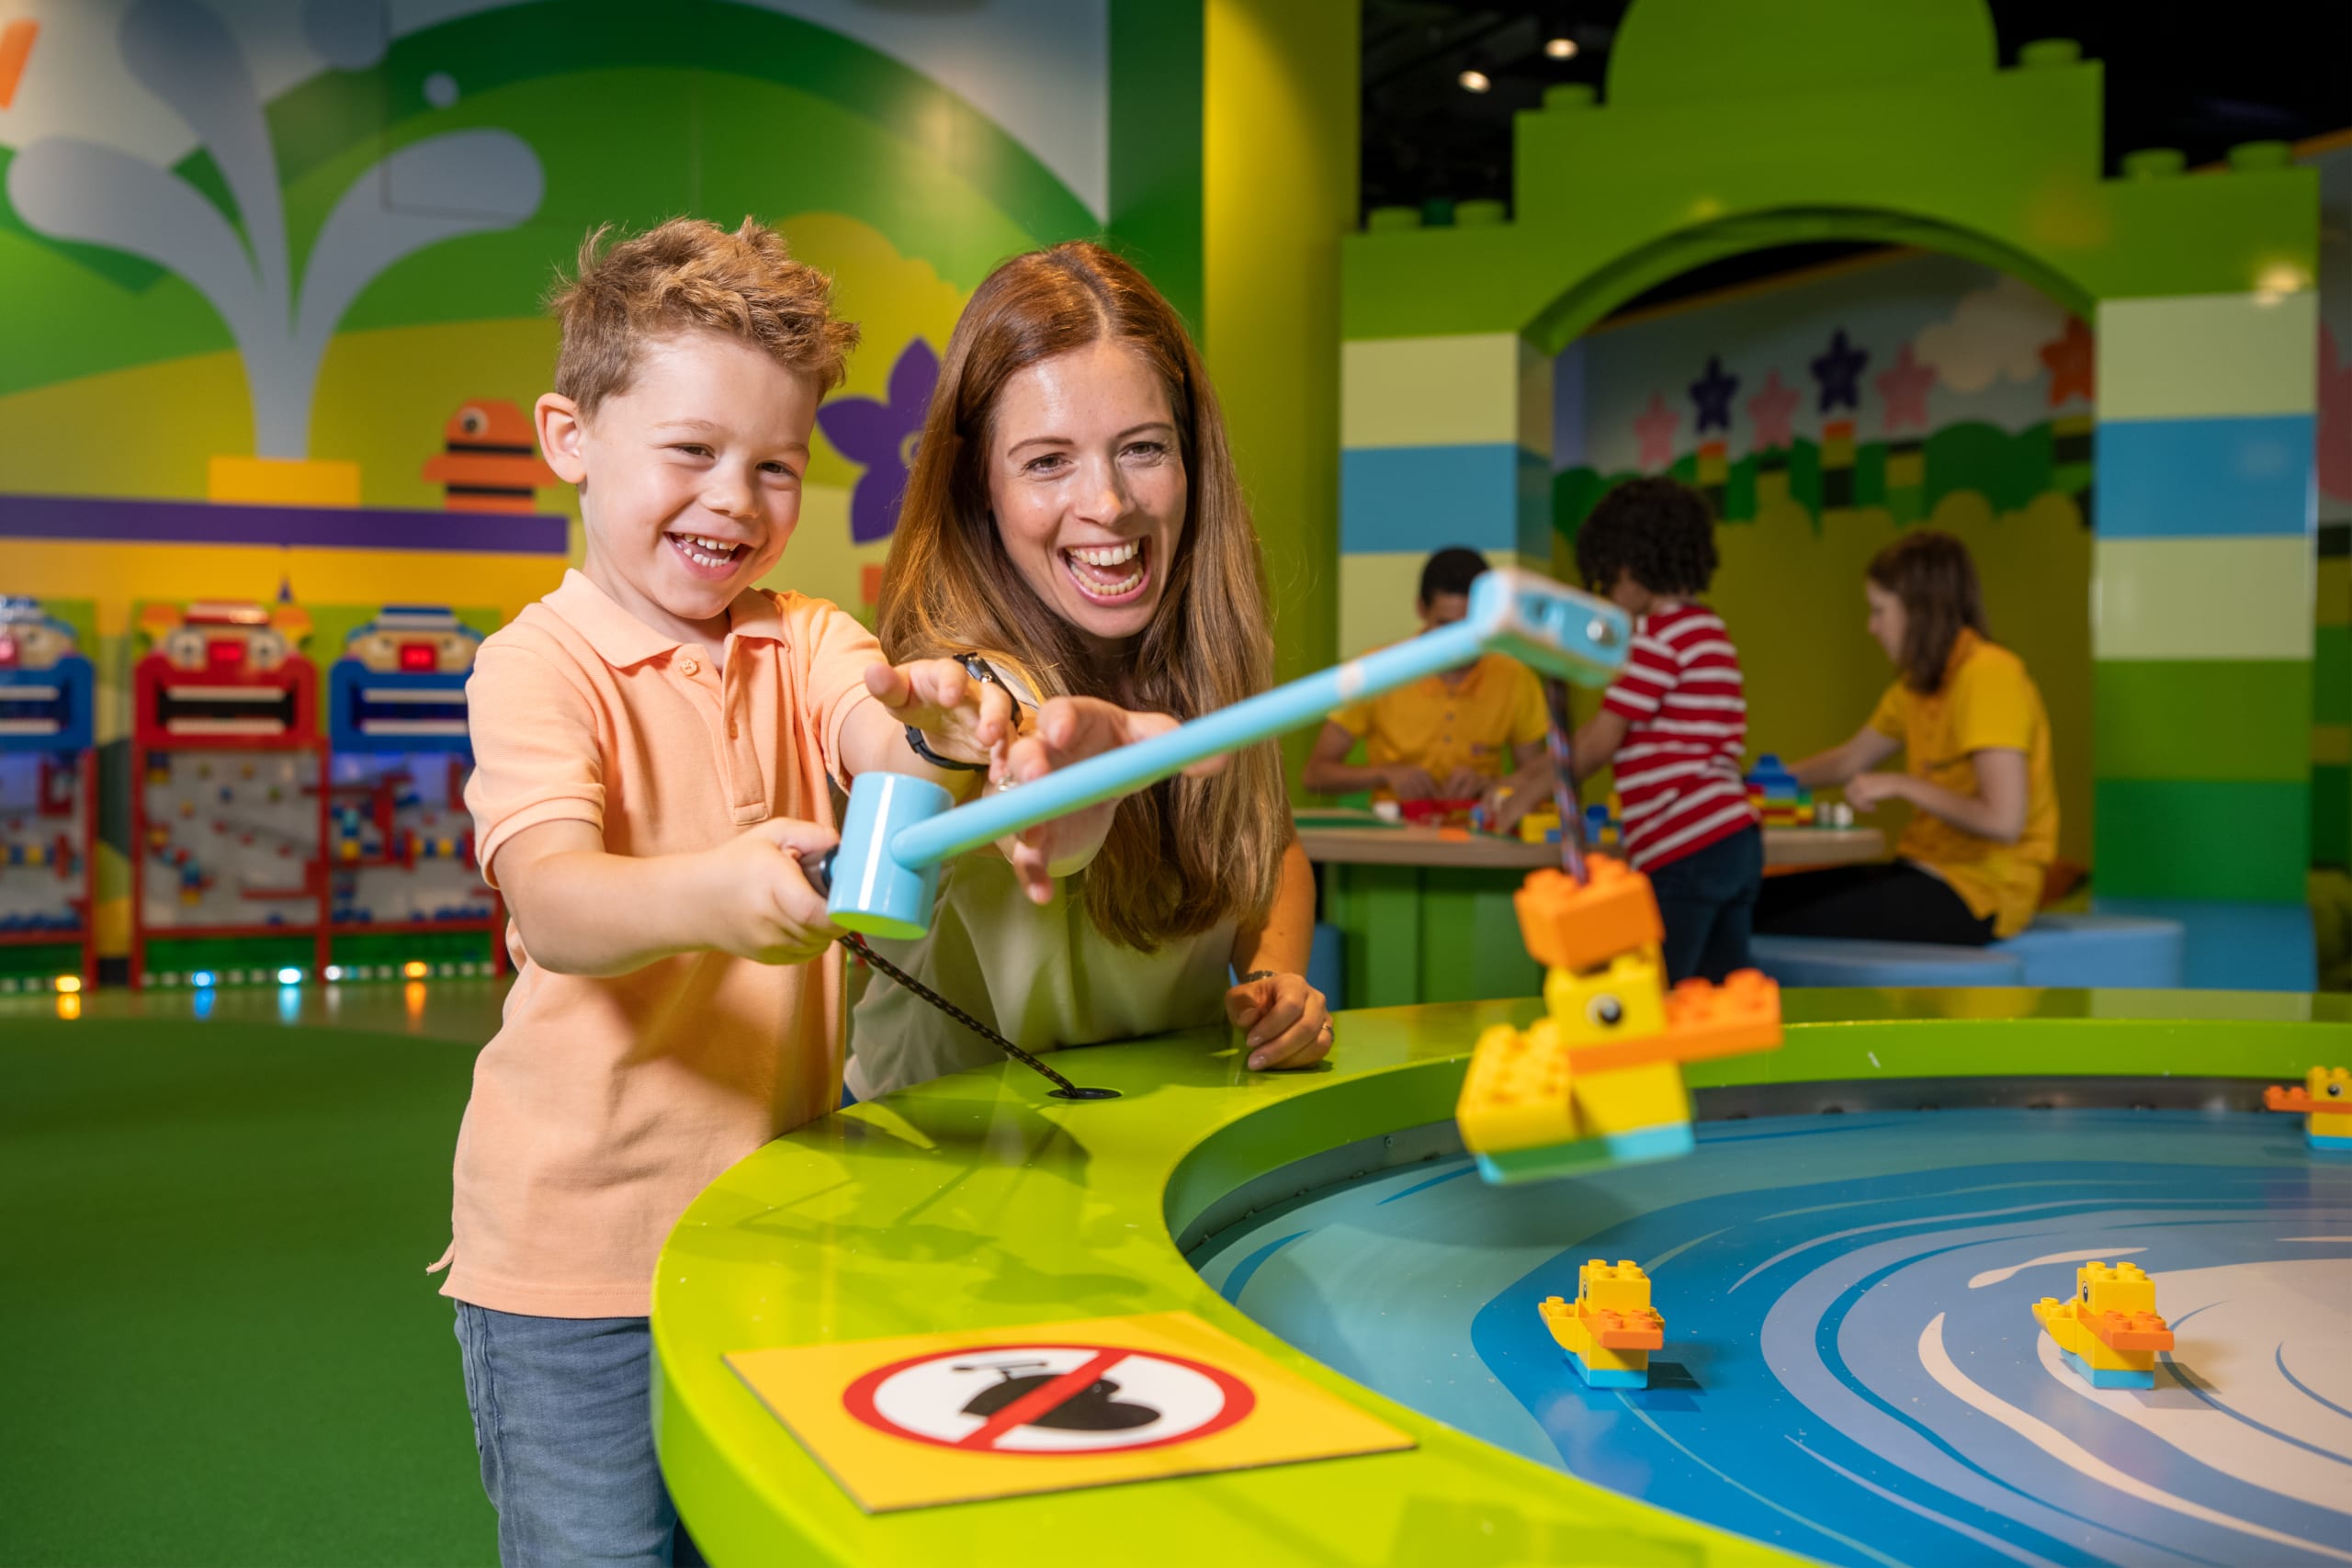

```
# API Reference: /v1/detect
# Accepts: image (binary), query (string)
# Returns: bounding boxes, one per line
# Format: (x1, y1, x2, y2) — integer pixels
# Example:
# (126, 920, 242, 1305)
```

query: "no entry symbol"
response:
(842, 1341, 1256, 1455)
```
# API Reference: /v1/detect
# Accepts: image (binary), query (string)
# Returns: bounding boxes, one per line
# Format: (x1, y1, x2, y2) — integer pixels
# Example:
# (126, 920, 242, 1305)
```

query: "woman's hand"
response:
(994, 696, 1227, 903)
(864, 658, 1020, 769)
(1842, 772, 1912, 814)
(1227, 971, 1332, 1071)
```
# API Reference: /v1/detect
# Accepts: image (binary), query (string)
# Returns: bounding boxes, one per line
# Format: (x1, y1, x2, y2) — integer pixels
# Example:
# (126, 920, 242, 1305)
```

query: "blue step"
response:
(1749, 936, 2026, 988)
(1990, 912, 2184, 988)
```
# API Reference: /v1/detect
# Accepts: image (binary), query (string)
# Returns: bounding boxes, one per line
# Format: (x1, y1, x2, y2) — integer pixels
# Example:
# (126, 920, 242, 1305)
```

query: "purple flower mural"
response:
(819, 339, 939, 545)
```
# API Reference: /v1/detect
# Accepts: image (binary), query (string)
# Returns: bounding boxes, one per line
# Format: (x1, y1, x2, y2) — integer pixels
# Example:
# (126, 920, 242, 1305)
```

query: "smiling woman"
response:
(851, 242, 1332, 1100)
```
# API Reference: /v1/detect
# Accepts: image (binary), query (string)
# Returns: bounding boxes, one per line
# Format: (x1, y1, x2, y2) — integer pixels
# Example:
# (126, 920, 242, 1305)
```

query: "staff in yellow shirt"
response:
(1304, 547, 1551, 809)
(1764, 531, 2058, 943)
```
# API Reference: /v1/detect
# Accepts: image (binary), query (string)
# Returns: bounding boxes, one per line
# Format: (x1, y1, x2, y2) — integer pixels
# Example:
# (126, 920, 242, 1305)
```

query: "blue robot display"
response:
(327, 605, 482, 753)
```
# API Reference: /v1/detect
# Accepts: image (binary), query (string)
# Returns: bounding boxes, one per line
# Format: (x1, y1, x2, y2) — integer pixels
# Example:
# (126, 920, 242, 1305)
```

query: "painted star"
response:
(2040, 316, 2095, 407)
(1690, 355, 1740, 434)
(1810, 328, 1870, 413)
(1747, 370, 1800, 451)
(1634, 392, 1680, 470)
(1875, 341, 1936, 434)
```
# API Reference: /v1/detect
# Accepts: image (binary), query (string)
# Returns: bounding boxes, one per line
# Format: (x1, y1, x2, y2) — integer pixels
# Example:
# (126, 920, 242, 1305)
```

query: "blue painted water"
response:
(1192, 1110, 2352, 1566)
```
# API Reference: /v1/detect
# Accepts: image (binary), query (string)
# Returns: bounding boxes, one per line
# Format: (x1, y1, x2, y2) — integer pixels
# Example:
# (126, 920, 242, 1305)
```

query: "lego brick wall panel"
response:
(2092, 660, 2311, 782)
(2093, 415, 2316, 539)
(1341, 444, 1527, 556)
(2092, 537, 2313, 661)
(2092, 778, 2310, 901)
(2095, 292, 2318, 422)
(1340, 335, 1525, 450)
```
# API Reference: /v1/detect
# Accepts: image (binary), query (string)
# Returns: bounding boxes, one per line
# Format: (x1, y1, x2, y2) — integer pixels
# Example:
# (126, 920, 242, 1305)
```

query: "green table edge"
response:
(652, 989, 2352, 1566)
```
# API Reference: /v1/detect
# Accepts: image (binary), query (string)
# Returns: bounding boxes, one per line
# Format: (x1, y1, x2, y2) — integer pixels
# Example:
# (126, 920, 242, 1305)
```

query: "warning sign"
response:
(728, 1311, 1415, 1512)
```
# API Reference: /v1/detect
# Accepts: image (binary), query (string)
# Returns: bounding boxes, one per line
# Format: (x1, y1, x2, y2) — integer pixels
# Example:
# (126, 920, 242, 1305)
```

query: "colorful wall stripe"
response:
(2092, 289, 2317, 908)
(2317, 526, 2351, 865)
(1339, 333, 1552, 653)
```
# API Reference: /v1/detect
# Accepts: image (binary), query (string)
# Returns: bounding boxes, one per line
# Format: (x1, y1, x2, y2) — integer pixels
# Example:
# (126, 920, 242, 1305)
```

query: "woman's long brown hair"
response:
(1868, 530, 1989, 694)
(876, 242, 1286, 951)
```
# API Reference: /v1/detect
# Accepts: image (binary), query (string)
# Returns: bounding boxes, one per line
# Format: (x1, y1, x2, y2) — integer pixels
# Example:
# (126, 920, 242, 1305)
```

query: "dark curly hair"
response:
(1574, 477, 1718, 598)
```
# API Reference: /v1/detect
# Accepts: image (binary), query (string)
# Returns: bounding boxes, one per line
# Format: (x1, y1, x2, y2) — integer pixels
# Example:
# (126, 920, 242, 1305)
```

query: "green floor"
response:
(1, 985, 511, 1566)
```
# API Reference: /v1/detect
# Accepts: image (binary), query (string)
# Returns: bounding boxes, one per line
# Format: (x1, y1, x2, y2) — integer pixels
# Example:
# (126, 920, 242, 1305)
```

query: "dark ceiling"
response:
(1362, 1, 2352, 310)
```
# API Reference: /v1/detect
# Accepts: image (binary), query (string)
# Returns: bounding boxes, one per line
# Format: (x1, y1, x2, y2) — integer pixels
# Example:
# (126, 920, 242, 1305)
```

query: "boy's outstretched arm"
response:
(1568, 707, 1629, 784)
(494, 816, 840, 976)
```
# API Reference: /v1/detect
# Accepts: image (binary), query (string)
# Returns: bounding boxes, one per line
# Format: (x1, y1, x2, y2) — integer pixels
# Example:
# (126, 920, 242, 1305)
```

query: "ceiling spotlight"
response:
(1458, 68, 1491, 93)
(1545, 37, 1578, 59)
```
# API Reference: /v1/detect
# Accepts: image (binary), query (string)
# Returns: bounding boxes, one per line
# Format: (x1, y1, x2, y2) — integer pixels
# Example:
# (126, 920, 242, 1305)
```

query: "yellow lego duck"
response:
(2263, 1066, 2351, 1150)
(2033, 1260, 2175, 1389)
(1455, 859, 1781, 1183)
(1540, 1259, 1665, 1388)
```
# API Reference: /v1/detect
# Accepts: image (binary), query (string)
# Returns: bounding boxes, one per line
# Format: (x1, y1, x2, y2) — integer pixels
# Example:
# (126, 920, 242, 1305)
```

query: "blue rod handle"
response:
(886, 569, 1627, 872)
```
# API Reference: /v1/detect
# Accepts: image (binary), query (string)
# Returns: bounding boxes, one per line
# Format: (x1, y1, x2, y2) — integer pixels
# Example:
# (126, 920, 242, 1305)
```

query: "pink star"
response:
(1633, 392, 1679, 470)
(1875, 341, 1935, 434)
(2320, 321, 2350, 504)
(1747, 370, 1799, 451)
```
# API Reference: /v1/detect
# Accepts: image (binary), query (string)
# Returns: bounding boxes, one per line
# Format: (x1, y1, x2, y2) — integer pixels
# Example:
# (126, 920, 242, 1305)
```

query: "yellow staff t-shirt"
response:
(1868, 628, 2058, 939)
(1330, 652, 1550, 787)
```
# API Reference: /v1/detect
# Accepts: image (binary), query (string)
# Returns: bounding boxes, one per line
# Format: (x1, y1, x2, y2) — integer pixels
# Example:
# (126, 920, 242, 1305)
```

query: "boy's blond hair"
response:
(548, 217, 860, 417)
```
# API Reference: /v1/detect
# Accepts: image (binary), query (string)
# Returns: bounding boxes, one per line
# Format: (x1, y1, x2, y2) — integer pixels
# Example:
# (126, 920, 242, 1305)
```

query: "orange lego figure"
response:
(1456, 856, 1781, 1183)
(420, 400, 559, 513)
(2263, 1066, 2351, 1150)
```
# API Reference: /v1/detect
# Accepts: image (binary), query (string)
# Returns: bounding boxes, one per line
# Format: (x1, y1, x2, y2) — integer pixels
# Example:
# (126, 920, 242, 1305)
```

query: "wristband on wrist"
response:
(901, 653, 1016, 773)
(1236, 969, 1279, 986)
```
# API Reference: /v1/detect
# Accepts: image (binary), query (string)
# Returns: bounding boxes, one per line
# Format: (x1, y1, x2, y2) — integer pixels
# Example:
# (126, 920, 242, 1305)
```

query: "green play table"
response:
(651, 988, 2348, 1565)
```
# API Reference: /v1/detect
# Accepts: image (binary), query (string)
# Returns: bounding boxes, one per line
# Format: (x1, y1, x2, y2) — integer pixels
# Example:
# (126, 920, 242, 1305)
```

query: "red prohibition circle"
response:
(842, 1341, 1257, 1455)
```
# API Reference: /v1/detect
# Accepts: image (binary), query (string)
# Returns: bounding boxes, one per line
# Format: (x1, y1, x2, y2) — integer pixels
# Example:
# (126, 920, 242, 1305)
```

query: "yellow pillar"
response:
(1204, 0, 1357, 791)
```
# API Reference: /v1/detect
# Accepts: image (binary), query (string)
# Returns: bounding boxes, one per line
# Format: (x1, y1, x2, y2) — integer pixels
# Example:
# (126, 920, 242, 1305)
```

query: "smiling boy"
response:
(440, 219, 1127, 1566)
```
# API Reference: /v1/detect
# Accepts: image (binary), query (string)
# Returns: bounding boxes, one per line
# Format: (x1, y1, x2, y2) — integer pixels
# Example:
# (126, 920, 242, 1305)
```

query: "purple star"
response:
(1810, 328, 1870, 413)
(818, 339, 940, 545)
(1690, 355, 1739, 434)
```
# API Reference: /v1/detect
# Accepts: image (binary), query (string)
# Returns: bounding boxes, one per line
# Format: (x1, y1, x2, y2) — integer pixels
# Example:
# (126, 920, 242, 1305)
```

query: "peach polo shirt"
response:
(436, 570, 880, 1318)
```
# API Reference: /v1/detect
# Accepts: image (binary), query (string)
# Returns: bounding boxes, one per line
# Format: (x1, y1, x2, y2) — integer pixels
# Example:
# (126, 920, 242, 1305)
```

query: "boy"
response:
(1566, 478, 1761, 983)
(1303, 546, 1550, 808)
(443, 218, 1149, 1566)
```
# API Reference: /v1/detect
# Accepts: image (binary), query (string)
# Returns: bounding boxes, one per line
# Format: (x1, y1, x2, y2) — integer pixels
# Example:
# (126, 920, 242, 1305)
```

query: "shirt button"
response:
(679, 657, 700, 677)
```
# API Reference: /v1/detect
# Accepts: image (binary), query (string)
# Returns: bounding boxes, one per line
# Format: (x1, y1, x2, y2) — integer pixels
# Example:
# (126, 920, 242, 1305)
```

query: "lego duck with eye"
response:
(1454, 858, 1782, 1184)
(2264, 1066, 2352, 1151)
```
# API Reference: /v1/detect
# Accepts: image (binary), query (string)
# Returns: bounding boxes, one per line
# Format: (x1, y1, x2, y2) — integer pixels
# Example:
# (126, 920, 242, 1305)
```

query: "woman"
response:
(844, 242, 1330, 1099)
(1758, 530, 2057, 945)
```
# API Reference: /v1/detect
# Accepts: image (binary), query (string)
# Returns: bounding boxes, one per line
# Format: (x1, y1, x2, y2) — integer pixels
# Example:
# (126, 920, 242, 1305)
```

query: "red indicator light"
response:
(398, 643, 436, 672)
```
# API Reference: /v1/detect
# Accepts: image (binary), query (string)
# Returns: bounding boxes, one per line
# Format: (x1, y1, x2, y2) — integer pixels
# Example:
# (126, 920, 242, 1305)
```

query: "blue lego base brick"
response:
(1567, 1350, 1647, 1390)
(2310, 1133, 2352, 1152)
(1474, 1122, 1694, 1185)
(2060, 1347, 2154, 1390)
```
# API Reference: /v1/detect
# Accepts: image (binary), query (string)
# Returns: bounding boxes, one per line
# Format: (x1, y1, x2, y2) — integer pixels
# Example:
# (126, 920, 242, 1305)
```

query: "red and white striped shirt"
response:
(1600, 603, 1758, 872)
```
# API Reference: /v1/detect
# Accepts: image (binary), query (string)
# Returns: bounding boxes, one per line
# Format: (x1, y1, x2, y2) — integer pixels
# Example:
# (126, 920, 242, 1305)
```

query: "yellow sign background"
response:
(726, 1310, 1416, 1512)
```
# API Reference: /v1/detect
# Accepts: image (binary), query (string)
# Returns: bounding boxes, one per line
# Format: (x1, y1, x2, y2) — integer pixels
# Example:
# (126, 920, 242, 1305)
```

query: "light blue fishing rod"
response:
(824, 569, 1630, 938)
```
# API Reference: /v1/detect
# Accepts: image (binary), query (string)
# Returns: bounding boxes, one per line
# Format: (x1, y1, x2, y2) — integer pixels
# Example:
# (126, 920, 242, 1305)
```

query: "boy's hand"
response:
(1843, 773, 1910, 813)
(1227, 972, 1333, 1071)
(995, 697, 1225, 903)
(1382, 764, 1442, 801)
(1440, 767, 1491, 800)
(701, 818, 840, 964)
(865, 658, 1020, 770)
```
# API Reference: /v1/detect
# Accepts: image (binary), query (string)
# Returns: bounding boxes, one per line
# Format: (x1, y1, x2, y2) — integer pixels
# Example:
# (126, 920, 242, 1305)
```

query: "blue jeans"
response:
(453, 1303, 703, 1567)
(1645, 824, 1763, 985)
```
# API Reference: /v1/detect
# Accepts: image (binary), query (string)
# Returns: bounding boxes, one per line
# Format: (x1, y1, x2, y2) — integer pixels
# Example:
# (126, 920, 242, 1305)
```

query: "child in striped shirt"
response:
(1566, 478, 1761, 983)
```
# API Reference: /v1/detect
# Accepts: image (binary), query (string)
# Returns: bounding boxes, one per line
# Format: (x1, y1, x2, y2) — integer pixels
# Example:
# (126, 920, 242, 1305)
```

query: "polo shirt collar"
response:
(548, 569, 786, 671)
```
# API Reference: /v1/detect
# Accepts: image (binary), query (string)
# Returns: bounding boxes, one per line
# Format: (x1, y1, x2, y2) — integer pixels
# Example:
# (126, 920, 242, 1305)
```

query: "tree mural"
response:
(4, 0, 544, 464)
